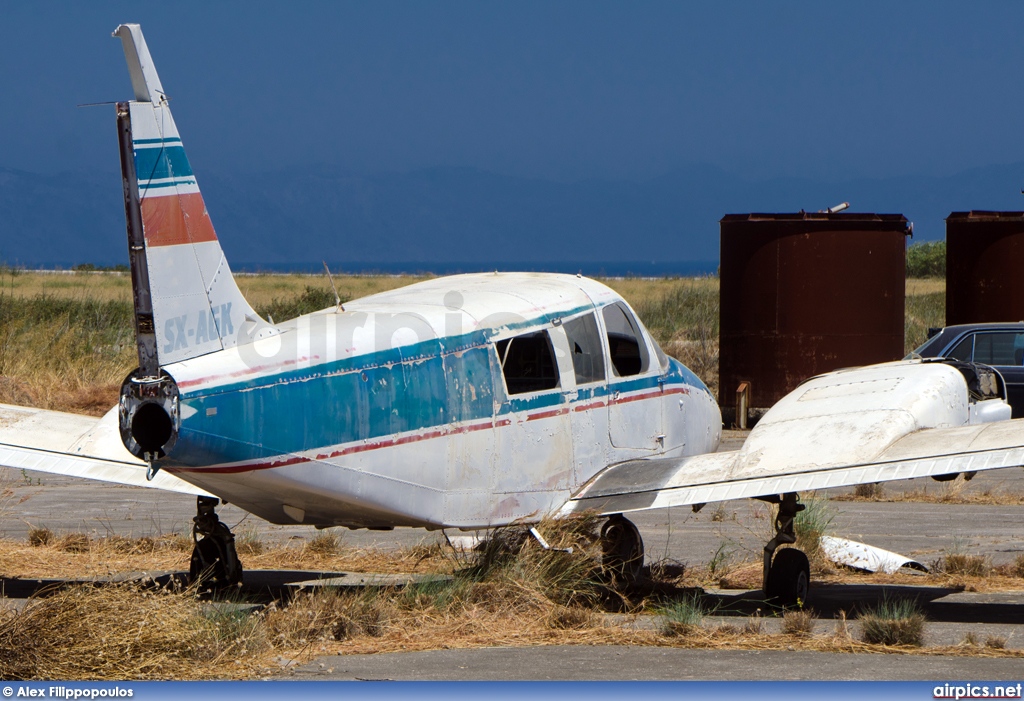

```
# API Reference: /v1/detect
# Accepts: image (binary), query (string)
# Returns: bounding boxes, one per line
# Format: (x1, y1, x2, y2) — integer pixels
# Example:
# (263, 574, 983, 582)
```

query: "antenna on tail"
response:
(323, 261, 344, 311)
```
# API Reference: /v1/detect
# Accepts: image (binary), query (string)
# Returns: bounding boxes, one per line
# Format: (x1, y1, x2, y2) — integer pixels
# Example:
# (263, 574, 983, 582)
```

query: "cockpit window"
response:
(602, 302, 650, 377)
(563, 312, 606, 385)
(495, 331, 559, 395)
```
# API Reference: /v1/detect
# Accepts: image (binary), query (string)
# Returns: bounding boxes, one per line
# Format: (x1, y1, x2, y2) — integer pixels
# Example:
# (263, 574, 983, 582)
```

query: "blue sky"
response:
(1, 1, 1022, 186)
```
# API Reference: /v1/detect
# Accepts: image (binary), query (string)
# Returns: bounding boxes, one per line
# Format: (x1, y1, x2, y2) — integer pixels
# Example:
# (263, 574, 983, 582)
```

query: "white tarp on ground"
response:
(820, 535, 929, 574)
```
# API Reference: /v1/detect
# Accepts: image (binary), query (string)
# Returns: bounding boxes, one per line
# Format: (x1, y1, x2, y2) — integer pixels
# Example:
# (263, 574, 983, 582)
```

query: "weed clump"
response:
(263, 588, 392, 645)
(469, 515, 604, 608)
(985, 636, 1007, 650)
(792, 496, 835, 570)
(939, 553, 991, 578)
(781, 609, 815, 637)
(659, 593, 710, 637)
(853, 483, 883, 499)
(859, 598, 926, 646)
(57, 533, 90, 553)
(27, 527, 53, 547)
(306, 530, 341, 557)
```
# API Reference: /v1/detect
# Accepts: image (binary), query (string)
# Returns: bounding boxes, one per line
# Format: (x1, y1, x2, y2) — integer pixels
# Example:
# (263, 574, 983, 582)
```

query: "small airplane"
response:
(4, 24, 1024, 604)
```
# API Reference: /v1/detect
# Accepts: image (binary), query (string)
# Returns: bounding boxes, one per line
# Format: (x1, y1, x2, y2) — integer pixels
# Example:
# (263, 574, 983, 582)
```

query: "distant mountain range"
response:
(2, 162, 1023, 272)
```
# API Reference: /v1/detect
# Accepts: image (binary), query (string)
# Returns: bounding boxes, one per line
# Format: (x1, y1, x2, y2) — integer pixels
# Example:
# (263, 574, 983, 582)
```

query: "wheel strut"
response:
(762, 492, 803, 592)
(189, 496, 242, 591)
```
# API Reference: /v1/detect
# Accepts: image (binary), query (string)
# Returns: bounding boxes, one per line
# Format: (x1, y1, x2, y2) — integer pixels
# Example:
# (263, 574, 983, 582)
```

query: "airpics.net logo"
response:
(934, 683, 1023, 699)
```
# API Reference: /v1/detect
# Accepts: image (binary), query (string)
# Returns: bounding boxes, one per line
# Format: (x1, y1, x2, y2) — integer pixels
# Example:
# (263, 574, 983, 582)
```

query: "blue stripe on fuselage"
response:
(169, 305, 703, 466)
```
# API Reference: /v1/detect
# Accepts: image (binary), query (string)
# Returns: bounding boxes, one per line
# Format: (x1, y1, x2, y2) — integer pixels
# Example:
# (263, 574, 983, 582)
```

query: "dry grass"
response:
(939, 553, 992, 578)
(986, 636, 1008, 650)
(2, 520, 1023, 680)
(904, 278, 945, 354)
(853, 482, 883, 499)
(27, 527, 53, 547)
(833, 481, 1024, 506)
(306, 530, 342, 557)
(0, 583, 267, 680)
(905, 278, 946, 296)
(781, 609, 815, 636)
(632, 277, 720, 397)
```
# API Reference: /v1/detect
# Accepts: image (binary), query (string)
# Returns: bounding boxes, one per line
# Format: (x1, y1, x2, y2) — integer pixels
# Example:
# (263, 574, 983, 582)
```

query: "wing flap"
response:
(0, 403, 211, 496)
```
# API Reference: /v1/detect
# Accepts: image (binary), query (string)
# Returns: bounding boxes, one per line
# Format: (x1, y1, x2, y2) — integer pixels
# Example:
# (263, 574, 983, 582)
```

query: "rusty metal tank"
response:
(946, 211, 1024, 325)
(719, 212, 910, 419)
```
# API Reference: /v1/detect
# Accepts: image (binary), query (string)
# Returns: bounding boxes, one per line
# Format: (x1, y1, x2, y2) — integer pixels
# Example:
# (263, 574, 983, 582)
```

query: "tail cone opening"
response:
(119, 370, 179, 461)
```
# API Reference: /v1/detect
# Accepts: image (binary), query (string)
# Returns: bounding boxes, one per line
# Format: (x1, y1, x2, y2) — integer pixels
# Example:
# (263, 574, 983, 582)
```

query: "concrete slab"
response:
(280, 646, 1024, 681)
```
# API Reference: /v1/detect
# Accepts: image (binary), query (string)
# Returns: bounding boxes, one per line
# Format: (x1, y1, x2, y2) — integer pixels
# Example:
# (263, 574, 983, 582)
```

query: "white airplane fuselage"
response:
(156, 273, 722, 530)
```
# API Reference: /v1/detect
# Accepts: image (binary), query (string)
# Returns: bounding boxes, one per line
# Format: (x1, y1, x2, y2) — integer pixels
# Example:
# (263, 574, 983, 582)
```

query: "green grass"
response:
(793, 497, 835, 563)
(659, 593, 711, 636)
(256, 285, 343, 323)
(905, 291, 945, 354)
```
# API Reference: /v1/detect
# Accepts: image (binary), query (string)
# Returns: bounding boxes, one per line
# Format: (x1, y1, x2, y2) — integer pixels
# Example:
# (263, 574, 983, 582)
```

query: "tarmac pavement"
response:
(280, 646, 1024, 681)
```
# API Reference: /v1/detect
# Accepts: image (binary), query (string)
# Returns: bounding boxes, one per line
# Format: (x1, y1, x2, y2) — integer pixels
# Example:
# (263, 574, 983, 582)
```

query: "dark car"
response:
(908, 322, 1024, 417)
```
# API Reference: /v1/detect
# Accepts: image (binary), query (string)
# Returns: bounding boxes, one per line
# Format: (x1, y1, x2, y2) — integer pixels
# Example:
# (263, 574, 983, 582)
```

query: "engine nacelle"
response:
(119, 369, 180, 461)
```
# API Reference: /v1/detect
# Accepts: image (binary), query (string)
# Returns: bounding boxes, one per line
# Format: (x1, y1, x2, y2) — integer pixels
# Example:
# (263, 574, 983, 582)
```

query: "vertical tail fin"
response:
(114, 24, 266, 366)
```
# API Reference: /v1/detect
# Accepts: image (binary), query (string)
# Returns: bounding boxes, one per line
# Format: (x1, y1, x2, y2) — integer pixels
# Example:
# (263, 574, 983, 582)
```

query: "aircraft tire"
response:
(189, 535, 242, 591)
(600, 515, 644, 584)
(766, 547, 810, 607)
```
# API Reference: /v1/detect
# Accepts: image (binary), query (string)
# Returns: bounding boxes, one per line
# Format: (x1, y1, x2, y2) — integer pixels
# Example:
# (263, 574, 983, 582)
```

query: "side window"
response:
(602, 302, 650, 377)
(946, 335, 974, 361)
(495, 331, 559, 395)
(563, 312, 606, 385)
(972, 333, 1024, 366)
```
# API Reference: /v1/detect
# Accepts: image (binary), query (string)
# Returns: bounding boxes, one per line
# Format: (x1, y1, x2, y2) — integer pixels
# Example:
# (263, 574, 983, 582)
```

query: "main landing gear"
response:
(189, 496, 243, 591)
(601, 514, 644, 584)
(762, 492, 810, 607)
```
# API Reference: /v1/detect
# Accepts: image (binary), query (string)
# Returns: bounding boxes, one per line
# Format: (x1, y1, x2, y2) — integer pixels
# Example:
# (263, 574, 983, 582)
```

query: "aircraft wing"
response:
(561, 360, 1024, 516)
(0, 403, 212, 496)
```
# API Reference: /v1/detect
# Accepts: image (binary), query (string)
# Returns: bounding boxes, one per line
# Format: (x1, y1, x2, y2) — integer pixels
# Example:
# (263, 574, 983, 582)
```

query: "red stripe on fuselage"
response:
(170, 383, 693, 475)
(141, 192, 218, 247)
(173, 415, 510, 474)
